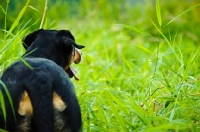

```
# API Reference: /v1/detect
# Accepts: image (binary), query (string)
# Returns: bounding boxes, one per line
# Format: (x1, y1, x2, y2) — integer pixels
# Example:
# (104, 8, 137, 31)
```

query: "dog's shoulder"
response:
(1, 58, 69, 84)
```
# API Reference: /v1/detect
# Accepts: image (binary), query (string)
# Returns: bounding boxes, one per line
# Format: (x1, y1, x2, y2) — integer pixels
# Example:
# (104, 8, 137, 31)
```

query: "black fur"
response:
(0, 29, 84, 132)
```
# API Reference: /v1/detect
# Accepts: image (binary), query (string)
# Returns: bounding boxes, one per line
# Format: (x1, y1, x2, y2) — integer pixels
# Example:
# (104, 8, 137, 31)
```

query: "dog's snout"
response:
(73, 48, 82, 64)
(77, 49, 82, 56)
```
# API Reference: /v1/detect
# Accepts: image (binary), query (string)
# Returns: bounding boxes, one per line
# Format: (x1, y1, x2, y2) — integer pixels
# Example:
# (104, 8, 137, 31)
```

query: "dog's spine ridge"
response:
(25, 72, 54, 132)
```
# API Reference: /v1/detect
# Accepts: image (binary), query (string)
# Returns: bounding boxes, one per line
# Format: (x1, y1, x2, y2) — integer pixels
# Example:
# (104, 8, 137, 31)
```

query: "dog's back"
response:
(0, 29, 84, 132)
(0, 58, 82, 132)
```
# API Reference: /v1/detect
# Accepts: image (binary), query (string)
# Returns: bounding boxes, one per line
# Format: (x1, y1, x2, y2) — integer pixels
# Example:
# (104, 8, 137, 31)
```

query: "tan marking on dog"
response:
(74, 48, 82, 64)
(53, 92, 66, 112)
(18, 91, 33, 116)
(18, 91, 66, 116)
(65, 48, 82, 70)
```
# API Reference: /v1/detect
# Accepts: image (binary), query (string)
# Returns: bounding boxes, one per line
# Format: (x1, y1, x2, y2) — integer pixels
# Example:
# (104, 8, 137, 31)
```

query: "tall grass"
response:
(0, 0, 200, 131)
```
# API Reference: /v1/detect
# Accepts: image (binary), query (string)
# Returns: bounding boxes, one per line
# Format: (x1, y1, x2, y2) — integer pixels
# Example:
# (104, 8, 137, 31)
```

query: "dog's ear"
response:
(56, 30, 85, 49)
(61, 37, 77, 49)
(73, 43, 85, 49)
(22, 29, 44, 49)
(61, 37, 85, 50)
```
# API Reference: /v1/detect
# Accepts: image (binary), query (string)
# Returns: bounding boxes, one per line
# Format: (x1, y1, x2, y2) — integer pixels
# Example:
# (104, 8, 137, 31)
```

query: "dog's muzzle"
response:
(65, 48, 83, 80)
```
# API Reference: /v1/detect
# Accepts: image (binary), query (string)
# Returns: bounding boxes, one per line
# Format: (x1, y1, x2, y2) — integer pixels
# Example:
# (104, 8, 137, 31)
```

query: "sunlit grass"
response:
(0, 0, 200, 131)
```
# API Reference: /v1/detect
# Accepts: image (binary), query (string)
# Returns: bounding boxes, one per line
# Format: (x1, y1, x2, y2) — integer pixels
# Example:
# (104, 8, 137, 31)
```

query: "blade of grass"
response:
(0, 90, 6, 126)
(122, 55, 133, 73)
(95, 99, 108, 127)
(184, 46, 200, 79)
(161, 70, 171, 88)
(0, 33, 21, 55)
(20, 58, 34, 70)
(1, 17, 32, 38)
(4, 0, 9, 39)
(108, 91, 129, 113)
(21, 48, 37, 58)
(28, 5, 39, 12)
(123, 93, 152, 127)
(158, 61, 183, 78)
(156, 0, 162, 27)
(150, 19, 170, 45)
(0, 5, 6, 14)
(145, 122, 192, 131)
(0, 129, 7, 132)
(91, 126, 118, 132)
(7, 0, 30, 36)
(105, 91, 128, 131)
(0, 19, 32, 55)
(136, 44, 152, 54)
(39, 0, 48, 29)
(0, 80, 16, 121)
(163, 3, 200, 28)
(116, 24, 152, 37)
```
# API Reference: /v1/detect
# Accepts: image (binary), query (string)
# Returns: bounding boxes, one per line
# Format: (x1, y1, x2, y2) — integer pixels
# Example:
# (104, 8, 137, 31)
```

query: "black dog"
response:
(0, 29, 84, 132)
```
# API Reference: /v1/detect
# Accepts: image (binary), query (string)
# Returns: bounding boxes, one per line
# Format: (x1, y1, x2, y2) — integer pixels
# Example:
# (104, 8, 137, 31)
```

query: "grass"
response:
(0, 0, 200, 131)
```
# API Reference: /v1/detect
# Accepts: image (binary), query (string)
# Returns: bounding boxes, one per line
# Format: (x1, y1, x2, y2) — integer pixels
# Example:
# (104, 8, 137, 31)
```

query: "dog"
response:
(0, 29, 84, 132)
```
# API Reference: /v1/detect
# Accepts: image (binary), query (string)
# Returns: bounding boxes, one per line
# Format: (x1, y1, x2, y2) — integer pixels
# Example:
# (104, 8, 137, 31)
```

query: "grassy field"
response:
(0, 0, 200, 131)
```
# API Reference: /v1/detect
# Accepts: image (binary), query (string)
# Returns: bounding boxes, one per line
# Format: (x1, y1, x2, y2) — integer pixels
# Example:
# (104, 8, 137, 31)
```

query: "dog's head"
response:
(22, 29, 85, 80)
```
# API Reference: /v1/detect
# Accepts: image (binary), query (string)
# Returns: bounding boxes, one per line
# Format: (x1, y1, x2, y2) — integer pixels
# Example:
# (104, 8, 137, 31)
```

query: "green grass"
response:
(0, 0, 200, 131)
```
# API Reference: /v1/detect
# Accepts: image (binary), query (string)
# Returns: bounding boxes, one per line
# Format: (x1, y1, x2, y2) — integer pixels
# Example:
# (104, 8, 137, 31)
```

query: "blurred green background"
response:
(1, 0, 200, 39)
(0, 0, 200, 131)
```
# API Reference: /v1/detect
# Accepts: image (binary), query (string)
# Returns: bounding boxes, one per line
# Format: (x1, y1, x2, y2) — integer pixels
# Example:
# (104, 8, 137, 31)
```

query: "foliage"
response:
(0, 0, 200, 131)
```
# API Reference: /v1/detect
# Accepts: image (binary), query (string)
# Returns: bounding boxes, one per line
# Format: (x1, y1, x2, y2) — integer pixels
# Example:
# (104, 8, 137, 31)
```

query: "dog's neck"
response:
(23, 51, 68, 70)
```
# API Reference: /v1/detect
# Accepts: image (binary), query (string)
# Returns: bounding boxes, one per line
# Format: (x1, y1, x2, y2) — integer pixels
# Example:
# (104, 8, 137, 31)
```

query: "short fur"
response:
(0, 29, 84, 132)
